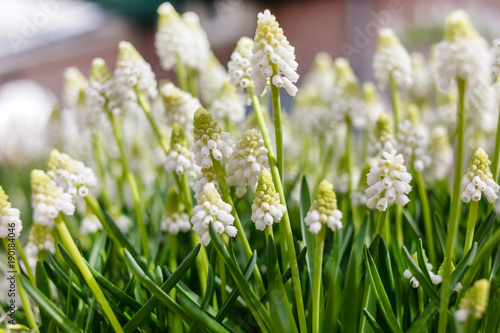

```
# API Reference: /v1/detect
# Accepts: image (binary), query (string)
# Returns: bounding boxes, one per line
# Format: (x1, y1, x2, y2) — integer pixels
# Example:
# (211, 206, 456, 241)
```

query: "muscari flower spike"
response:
(426, 126, 453, 182)
(165, 123, 196, 176)
(193, 166, 218, 201)
(47, 149, 97, 199)
(228, 37, 254, 103)
(182, 11, 211, 70)
(250, 9, 299, 97)
(31, 170, 75, 226)
(86, 58, 114, 117)
(80, 214, 102, 235)
(369, 113, 396, 157)
(24, 223, 55, 269)
(209, 81, 245, 124)
(304, 180, 343, 234)
(251, 169, 286, 231)
(227, 129, 269, 197)
(351, 162, 372, 207)
(63, 67, 88, 112)
(198, 53, 228, 106)
(461, 147, 500, 203)
(455, 279, 490, 322)
(363, 81, 384, 128)
(0, 186, 22, 239)
(191, 183, 237, 246)
(161, 82, 202, 131)
(161, 188, 190, 235)
(436, 9, 491, 91)
(410, 52, 432, 101)
(403, 252, 435, 288)
(373, 28, 412, 90)
(396, 108, 431, 172)
(366, 149, 412, 211)
(192, 108, 234, 168)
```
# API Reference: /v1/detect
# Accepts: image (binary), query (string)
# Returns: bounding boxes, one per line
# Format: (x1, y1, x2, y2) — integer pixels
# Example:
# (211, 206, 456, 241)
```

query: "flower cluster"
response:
(351, 163, 372, 207)
(369, 113, 396, 157)
(362, 82, 384, 128)
(0, 186, 22, 239)
(80, 214, 102, 235)
(228, 37, 254, 102)
(251, 169, 286, 230)
(461, 148, 500, 203)
(113, 41, 158, 110)
(161, 189, 190, 235)
(31, 170, 75, 226)
(396, 116, 430, 172)
(208, 81, 245, 124)
(181, 11, 211, 70)
(250, 9, 299, 96)
(161, 82, 202, 131)
(46, 149, 97, 198)
(436, 9, 491, 91)
(193, 166, 218, 201)
(426, 126, 453, 182)
(304, 180, 343, 233)
(198, 54, 228, 106)
(86, 58, 114, 117)
(191, 183, 237, 245)
(402, 252, 435, 288)
(24, 223, 55, 269)
(227, 129, 269, 197)
(491, 38, 500, 80)
(165, 123, 196, 176)
(410, 52, 432, 101)
(62, 67, 88, 114)
(455, 279, 490, 322)
(372, 28, 412, 89)
(192, 108, 234, 168)
(366, 150, 412, 211)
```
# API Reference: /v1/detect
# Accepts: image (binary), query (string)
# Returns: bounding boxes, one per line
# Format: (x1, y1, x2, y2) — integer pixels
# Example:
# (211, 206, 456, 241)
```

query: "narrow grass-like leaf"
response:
(36, 261, 51, 332)
(407, 299, 439, 333)
(449, 242, 477, 293)
(433, 212, 447, 255)
(20, 274, 82, 333)
(362, 308, 385, 333)
(364, 247, 402, 333)
(474, 211, 496, 248)
(299, 175, 315, 292)
(416, 239, 435, 288)
(340, 249, 361, 333)
(403, 209, 423, 238)
(402, 246, 439, 300)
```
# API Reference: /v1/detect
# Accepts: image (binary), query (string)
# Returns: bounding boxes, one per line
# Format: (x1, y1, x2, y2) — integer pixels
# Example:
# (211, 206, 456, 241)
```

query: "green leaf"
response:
(340, 249, 362, 333)
(364, 247, 402, 333)
(123, 244, 201, 333)
(299, 175, 315, 292)
(433, 212, 447, 256)
(474, 211, 496, 248)
(362, 308, 385, 333)
(36, 261, 52, 332)
(20, 274, 83, 333)
(124, 248, 229, 333)
(449, 242, 477, 294)
(402, 246, 439, 300)
(407, 299, 439, 333)
(208, 222, 274, 333)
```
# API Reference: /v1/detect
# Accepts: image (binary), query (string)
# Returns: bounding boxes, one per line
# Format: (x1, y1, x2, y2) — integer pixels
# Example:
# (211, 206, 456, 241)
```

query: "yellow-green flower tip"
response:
(376, 28, 402, 51)
(117, 41, 142, 65)
(255, 169, 280, 206)
(170, 123, 188, 148)
(220, 80, 237, 97)
(334, 58, 359, 97)
(411, 52, 426, 70)
(444, 9, 477, 42)
(164, 188, 184, 214)
(358, 162, 372, 190)
(375, 113, 393, 139)
(29, 223, 53, 247)
(363, 81, 379, 105)
(89, 58, 112, 83)
(47, 149, 61, 172)
(0, 186, 11, 213)
(407, 104, 420, 125)
(466, 147, 492, 181)
(311, 180, 338, 214)
(193, 107, 221, 141)
(157, 2, 180, 27)
(64, 67, 88, 107)
(437, 258, 455, 276)
(312, 52, 334, 72)
(460, 279, 490, 319)
(410, 251, 429, 266)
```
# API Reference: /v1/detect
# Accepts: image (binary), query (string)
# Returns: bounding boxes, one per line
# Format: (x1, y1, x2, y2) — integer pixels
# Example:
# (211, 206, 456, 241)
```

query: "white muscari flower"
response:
(331, 58, 366, 129)
(302, 52, 336, 101)
(80, 214, 102, 235)
(198, 54, 228, 106)
(293, 86, 332, 134)
(410, 52, 432, 101)
(369, 113, 396, 157)
(161, 189, 190, 235)
(86, 58, 114, 118)
(47, 149, 97, 198)
(455, 279, 490, 322)
(373, 28, 412, 89)
(430, 259, 462, 291)
(227, 129, 269, 197)
(251, 169, 286, 230)
(304, 180, 343, 234)
(365, 150, 412, 211)
(112, 41, 158, 112)
(466, 83, 498, 133)
(192, 108, 234, 168)
(62, 67, 88, 116)
(436, 9, 491, 91)
(165, 123, 196, 176)
(182, 11, 211, 70)
(363, 82, 384, 128)
(24, 223, 55, 269)
(0, 186, 22, 239)
(250, 9, 299, 97)
(193, 166, 218, 201)
(31, 170, 75, 226)
(403, 252, 434, 288)
(161, 82, 202, 132)
(461, 148, 500, 203)
(426, 126, 453, 182)
(351, 162, 373, 207)
(396, 113, 431, 172)
(334, 153, 350, 195)
(155, 3, 188, 71)
(491, 38, 500, 81)
(208, 81, 246, 124)
(191, 183, 237, 245)
(228, 37, 254, 103)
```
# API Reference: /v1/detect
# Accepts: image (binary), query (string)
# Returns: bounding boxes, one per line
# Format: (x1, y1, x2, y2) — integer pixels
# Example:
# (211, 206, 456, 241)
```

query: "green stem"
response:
(218, 246, 227, 303)
(175, 56, 189, 92)
(312, 227, 326, 333)
(438, 78, 466, 333)
(211, 157, 266, 295)
(375, 209, 388, 235)
(188, 67, 198, 98)
(492, 102, 500, 182)
(109, 114, 149, 258)
(464, 200, 479, 254)
(395, 205, 403, 248)
(92, 133, 111, 208)
(54, 215, 123, 333)
(169, 235, 178, 272)
(271, 65, 284, 180)
(14, 238, 35, 284)
(135, 87, 170, 156)
(415, 171, 436, 265)
(3, 239, 39, 333)
(389, 75, 400, 132)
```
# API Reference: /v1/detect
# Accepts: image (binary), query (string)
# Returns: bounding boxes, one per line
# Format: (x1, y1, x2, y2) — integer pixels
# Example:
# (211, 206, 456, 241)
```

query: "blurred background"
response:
(1, 0, 500, 167)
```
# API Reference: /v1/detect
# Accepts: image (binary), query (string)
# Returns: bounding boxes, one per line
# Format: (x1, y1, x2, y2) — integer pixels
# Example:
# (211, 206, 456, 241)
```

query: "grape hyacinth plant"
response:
(2, 4, 500, 333)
